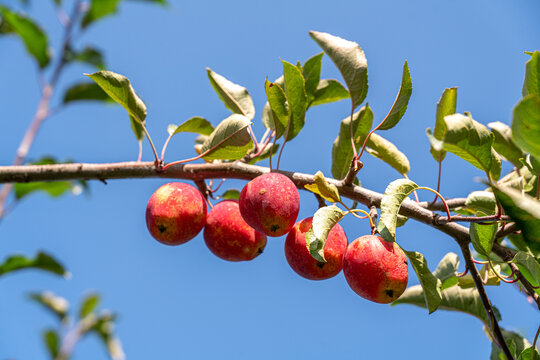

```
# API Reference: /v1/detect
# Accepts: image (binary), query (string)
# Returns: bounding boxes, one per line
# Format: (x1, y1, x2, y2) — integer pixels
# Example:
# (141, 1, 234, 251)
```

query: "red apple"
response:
(285, 217, 348, 280)
(343, 235, 408, 303)
(204, 200, 267, 261)
(239, 172, 300, 237)
(145, 182, 207, 245)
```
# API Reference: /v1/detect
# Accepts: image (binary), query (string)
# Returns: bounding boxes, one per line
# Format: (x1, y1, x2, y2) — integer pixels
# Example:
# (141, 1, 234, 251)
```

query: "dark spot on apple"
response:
(316, 261, 325, 268)
(385, 289, 394, 298)
(270, 224, 280, 233)
(158, 225, 167, 233)
(257, 247, 264, 254)
(404, 259, 408, 265)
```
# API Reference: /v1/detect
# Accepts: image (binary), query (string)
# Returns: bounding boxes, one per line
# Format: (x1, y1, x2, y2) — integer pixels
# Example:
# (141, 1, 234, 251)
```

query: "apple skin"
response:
(285, 217, 348, 280)
(343, 235, 408, 303)
(239, 173, 300, 237)
(145, 182, 207, 245)
(204, 200, 267, 262)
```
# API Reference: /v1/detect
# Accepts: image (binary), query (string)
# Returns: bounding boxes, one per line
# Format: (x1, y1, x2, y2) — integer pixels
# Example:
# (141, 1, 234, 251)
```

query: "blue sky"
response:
(0, 0, 539, 359)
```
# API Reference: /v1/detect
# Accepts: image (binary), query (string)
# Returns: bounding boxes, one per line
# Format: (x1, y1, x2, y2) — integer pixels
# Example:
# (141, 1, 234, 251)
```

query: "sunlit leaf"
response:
(378, 179, 418, 242)
(29, 291, 69, 320)
(309, 31, 368, 109)
(43, 329, 59, 358)
(432, 252, 460, 290)
(63, 82, 113, 104)
(401, 249, 442, 313)
(310, 79, 349, 107)
(82, 0, 121, 28)
(491, 329, 531, 360)
(219, 189, 240, 200)
(167, 117, 214, 137)
(488, 121, 526, 168)
(79, 293, 101, 318)
(264, 79, 288, 139)
(305, 205, 346, 262)
(0, 251, 67, 278)
(366, 133, 410, 175)
(465, 191, 496, 215)
(513, 251, 540, 286)
(458, 264, 501, 288)
(518, 347, 540, 360)
(378, 61, 412, 130)
(200, 114, 253, 160)
(207, 68, 255, 120)
(331, 104, 373, 180)
(304, 171, 341, 203)
(512, 95, 540, 159)
(302, 52, 324, 103)
(430, 87, 457, 162)
(0, 6, 50, 68)
(470, 222, 497, 257)
(281, 60, 308, 141)
(523, 51, 540, 97)
(66, 46, 105, 69)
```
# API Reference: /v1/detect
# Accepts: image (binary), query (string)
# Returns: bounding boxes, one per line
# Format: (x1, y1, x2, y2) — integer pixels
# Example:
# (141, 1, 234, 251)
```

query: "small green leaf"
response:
(518, 347, 540, 360)
(82, 0, 121, 28)
(304, 171, 341, 203)
(28, 291, 69, 321)
(523, 51, 540, 97)
(79, 293, 101, 318)
(465, 191, 497, 215)
(491, 184, 540, 243)
(302, 52, 324, 103)
(0, 6, 50, 68)
(512, 95, 540, 159)
(513, 251, 540, 285)
(219, 189, 240, 200)
(43, 329, 59, 358)
(207, 68, 255, 120)
(309, 31, 368, 109)
(402, 249, 442, 313)
(491, 329, 531, 360)
(432, 252, 460, 290)
(378, 179, 418, 242)
(264, 79, 288, 139)
(488, 121, 527, 168)
(281, 60, 308, 141)
(331, 104, 373, 180)
(431, 113, 501, 180)
(0, 251, 67, 277)
(470, 222, 497, 257)
(63, 82, 113, 104)
(366, 133, 410, 175)
(66, 46, 105, 69)
(200, 114, 253, 161)
(310, 79, 349, 107)
(167, 117, 214, 137)
(305, 205, 346, 262)
(430, 87, 457, 162)
(458, 264, 501, 288)
(378, 61, 413, 130)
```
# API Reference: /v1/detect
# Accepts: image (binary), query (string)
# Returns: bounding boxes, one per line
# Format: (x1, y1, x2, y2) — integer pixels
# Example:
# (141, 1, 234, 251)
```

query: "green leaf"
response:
(309, 31, 368, 109)
(302, 52, 324, 103)
(66, 46, 105, 69)
(491, 329, 531, 360)
(167, 117, 214, 137)
(402, 249, 442, 313)
(488, 121, 527, 168)
(513, 251, 540, 285)
(63, 82, 113, 104)
(0, 6, 50, 68)
(512, 95, 540, 159)
(82, 0, 121, 28)
(465, 191, 497, 215)
(200, 114, 253, 160)
(523, 51, 540, 97)
(378, 179, 418, 242)
(310, 79, 349, 107)
(331, 104, 373, 180)
(430, 87, 457, 162)
(263, 80, 288, 139)
(458, 264, 501, 288)
(247, 143, 279, 164)
(28, 291, 69, 320)
(86, 70, 147, 142)
(491, 184, 540, 243)
(219, 189, 240, 200)
(304, 171, 341, 203)
(207, 68, 255, 120)
(43, 329, 59, 358)
(428, 113, 501, 180)
(393, 284, 499, 327)
(281, 60, 308, 141)
(366, 133, 410, 175)
(432, 252, 460, 290)
(518, 347, 540, 360)
(305, 205, 346, 262)
(378, 61, 413, 130)
(470, 222, 497, 257)
(79, 293, 101, 318)
(0, 251, 67, 277)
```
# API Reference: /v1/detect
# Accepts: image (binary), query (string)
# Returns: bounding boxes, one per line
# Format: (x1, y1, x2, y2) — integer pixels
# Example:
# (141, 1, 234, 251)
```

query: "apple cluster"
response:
(145, 173, 408, 304)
